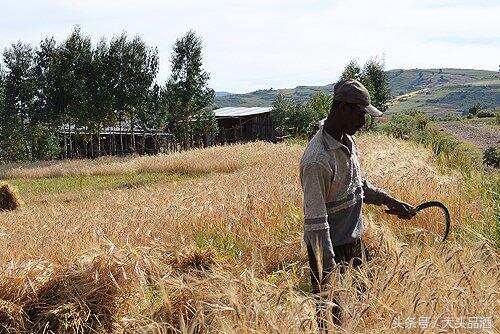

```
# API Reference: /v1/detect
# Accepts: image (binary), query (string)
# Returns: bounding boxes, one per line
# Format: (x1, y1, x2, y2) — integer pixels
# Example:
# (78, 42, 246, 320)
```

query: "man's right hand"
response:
(304, 228, 336, 274)
(385, 198, 416, 220)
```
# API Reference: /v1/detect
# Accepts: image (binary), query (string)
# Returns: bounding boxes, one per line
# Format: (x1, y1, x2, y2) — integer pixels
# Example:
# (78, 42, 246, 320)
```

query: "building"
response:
(213, 107, 275, 143)
(59, 122, 172, 158)
(57, 107, 277, 159)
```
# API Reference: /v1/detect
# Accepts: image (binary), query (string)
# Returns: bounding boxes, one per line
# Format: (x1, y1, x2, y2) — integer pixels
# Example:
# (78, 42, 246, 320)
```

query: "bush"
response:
(468, 103, 483, 116)
(378, 111, 481, 172)
(377, 111, 428, 140)
(32, 127, 61, 160)
(484, 147, 500, 168)
(477, 110, 495, 118)
(271, 93, 327, 139)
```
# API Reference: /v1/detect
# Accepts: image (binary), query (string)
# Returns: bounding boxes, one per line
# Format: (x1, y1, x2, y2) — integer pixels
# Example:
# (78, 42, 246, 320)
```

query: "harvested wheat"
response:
(0, 182, 22, 211)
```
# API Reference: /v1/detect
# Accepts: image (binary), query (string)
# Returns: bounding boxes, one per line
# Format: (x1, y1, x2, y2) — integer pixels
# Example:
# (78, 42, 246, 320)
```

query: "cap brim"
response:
(363, 104, 383, 117)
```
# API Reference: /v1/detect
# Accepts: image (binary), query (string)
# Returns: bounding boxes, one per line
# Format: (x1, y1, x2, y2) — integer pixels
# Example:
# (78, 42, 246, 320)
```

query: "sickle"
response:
(414, 201, 451, 241)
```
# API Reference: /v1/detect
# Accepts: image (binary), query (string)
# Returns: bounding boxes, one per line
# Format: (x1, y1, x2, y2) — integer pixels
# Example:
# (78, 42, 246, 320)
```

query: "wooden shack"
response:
(213, 107, 275, 144)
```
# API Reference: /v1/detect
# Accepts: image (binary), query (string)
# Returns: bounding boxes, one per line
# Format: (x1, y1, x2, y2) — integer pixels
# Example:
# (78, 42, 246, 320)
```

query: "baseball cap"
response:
(332, 79, 383, 117)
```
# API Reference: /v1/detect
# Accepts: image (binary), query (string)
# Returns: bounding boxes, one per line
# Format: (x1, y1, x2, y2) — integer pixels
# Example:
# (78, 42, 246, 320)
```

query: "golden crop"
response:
(0, 134, 497, 333)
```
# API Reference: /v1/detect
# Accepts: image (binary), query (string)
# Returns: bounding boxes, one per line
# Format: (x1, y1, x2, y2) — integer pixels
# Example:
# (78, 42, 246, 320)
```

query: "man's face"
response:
(343, 103, 366, 135)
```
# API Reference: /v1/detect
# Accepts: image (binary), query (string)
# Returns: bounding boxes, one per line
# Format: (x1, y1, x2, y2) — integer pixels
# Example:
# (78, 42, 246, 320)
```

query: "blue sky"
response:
(1, 0, 499, 93)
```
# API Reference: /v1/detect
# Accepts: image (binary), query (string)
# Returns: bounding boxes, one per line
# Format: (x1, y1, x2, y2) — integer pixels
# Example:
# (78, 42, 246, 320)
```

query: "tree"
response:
(165, 30, 216, 146)
(361, 58, 391, 112)
(88, 38, 115, 154)
(467, 103, 482, 116)
(0, 42, 36, 161)
(108, 33, 159, 153)
(271, 93, 324, 138)
(309, 91, 332, 118)
(0, 65, 6, 160)
(45, 26, 93, 157)
(340, 60, 361, 81)
(338, 58, 391, 118)
(30, 37, 63, 160)
(33, 37, 57, 126)
(136, 83, 168, 153)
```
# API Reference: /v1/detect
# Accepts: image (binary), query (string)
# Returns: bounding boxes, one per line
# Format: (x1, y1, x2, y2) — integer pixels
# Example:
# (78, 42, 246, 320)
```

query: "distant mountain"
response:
(214, 68, 500, 116)
(215, 91, 232, 97)
(387, 69, 500, 115)
(214, 85, 334, 108)
(387, 68, 498, 96)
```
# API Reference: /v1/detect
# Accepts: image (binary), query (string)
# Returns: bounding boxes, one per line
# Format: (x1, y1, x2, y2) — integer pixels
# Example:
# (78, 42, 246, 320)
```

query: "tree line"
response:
(271, 58, 390, 138)
(0, 27, 216, 162)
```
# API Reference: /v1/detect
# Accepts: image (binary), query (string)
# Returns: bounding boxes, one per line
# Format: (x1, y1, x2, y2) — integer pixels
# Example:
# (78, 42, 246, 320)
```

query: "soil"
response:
(435, 120, 499, 150)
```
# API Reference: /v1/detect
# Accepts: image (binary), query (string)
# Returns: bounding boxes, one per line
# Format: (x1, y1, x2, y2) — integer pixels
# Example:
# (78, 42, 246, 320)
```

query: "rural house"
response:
(213, 107, 275, 143)
(59, 122, 172, 159)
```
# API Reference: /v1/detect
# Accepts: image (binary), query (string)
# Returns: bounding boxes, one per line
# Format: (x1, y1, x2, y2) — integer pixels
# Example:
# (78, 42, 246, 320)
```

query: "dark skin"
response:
(323, 101, 416, 219)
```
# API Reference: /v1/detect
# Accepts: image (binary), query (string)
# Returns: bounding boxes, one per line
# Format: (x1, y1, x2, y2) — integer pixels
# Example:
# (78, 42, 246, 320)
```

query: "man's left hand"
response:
(385, 199, 416, 219)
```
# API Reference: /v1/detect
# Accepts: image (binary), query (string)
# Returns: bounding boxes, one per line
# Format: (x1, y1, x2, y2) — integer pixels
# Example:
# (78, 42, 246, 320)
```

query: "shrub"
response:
(377, 111, 428, 140)
(378, 111, 481, 172)
(476, 110, 495, 118)
(271, 94, 326, 139)
(468, 103, 482, 116)
(484, 147, 500, 168)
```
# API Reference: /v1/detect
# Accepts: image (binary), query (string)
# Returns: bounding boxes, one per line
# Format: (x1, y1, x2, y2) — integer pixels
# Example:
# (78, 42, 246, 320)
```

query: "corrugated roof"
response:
(213, 107, 272, 118)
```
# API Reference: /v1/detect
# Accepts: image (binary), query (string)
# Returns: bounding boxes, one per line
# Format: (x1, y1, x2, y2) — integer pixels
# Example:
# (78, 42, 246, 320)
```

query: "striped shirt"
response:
(299, 129, 364, 246)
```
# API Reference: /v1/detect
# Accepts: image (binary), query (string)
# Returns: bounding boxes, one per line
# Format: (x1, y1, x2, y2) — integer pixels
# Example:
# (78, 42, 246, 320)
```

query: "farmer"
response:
(300, 79, 415, 329)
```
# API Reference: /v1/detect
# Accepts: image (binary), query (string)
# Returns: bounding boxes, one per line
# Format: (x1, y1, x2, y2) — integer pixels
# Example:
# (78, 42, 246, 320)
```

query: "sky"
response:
(1, 0, 499, 93)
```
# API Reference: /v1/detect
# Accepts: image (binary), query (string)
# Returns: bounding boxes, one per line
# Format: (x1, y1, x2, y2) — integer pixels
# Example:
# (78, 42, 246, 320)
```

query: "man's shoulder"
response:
(301, 135, 324, 164)
(300, 135, 334, 170)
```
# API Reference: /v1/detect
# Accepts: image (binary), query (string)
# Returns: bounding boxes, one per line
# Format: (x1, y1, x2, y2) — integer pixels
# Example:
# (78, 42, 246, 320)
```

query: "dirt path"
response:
(435, 120, 500, 149)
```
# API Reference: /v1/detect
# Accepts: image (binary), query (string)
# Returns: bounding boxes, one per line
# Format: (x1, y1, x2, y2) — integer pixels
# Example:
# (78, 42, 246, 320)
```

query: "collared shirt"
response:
(299, 128, 364, 246)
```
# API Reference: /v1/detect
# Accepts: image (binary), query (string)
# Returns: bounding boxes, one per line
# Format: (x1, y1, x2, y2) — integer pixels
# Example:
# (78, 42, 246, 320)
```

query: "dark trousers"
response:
(306, 238, 371, 330)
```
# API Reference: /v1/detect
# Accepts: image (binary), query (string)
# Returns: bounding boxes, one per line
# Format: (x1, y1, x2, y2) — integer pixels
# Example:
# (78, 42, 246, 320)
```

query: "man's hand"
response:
(385, 198, 416, 220)
(304, 228, 336, 274)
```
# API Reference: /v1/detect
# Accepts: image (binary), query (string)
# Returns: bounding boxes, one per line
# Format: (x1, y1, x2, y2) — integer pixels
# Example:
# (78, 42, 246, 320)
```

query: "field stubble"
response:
(0, 135, 498, 333)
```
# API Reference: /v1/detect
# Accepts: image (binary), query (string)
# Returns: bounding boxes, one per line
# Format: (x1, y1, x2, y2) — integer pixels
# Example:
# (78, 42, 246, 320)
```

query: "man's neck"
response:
(324, 126, 345, 143)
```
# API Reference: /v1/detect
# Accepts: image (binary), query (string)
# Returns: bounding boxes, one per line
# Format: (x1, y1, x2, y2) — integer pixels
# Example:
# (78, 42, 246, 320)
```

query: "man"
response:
(300, 79, 415, 329)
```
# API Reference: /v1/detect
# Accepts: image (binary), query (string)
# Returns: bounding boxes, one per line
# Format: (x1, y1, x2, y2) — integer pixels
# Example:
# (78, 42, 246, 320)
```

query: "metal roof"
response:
(213, 107, 272, 118)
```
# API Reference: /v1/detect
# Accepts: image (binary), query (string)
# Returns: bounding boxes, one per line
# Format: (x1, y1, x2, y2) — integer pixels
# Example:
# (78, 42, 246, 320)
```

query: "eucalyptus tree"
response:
(165, 30, 216, 146)
(1, 42, 36, 160)
(88, 38, 115, 154)
(108, 33, 159, 153)
(339, 58, 390, 112)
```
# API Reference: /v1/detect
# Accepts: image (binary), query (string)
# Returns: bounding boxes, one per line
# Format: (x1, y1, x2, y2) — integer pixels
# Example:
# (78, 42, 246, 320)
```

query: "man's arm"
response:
(301, 162, 336, 272)
(362, 179, 416, 219)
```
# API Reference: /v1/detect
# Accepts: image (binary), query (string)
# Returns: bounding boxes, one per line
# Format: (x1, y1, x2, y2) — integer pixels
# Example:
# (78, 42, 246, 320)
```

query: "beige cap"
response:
(333, 79, 383, 117)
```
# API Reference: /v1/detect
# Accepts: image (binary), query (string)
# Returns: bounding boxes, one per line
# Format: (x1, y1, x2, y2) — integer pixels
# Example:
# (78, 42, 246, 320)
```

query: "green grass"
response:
(195, 230, 244, 261)
(6, 171, 205, 198)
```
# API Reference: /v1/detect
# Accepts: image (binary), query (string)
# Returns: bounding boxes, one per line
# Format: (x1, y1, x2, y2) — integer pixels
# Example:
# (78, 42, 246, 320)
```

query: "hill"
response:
(215, 68, 500, 115)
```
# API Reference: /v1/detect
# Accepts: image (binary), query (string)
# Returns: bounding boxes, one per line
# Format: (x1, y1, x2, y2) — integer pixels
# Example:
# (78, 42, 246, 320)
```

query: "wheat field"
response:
(0, 134, 498, 333)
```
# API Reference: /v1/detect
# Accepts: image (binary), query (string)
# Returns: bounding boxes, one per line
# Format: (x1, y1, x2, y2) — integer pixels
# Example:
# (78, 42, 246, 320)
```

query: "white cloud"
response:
(1, 0, 498, 93)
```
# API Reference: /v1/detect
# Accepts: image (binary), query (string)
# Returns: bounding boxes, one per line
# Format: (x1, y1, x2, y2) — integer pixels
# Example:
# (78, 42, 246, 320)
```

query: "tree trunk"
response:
(69, 124, 73, 158)
(154, 131, 158, 154)
(120, 121, 124, 156)
(130, 116, 136, 153)
(97, 127, 102, 157)
(109, 131, 113, 156)
(63, 131, 68, 159)
(90, 134, 94, 158)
